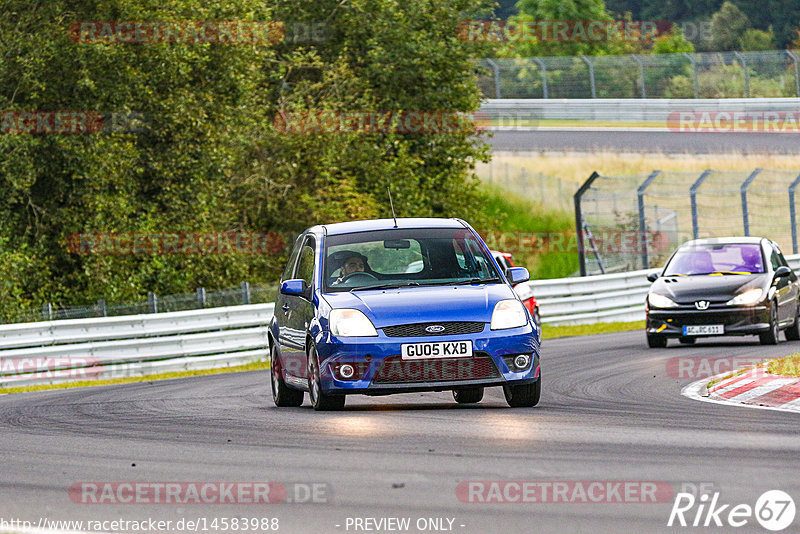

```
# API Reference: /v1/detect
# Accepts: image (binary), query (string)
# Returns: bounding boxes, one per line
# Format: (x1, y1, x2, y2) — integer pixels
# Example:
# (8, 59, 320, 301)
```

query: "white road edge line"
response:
(682, 376, 800, 414)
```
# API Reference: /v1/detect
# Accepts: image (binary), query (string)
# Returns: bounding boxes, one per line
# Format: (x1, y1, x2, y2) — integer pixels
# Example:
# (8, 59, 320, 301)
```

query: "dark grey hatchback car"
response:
(645, 237, 800, 347)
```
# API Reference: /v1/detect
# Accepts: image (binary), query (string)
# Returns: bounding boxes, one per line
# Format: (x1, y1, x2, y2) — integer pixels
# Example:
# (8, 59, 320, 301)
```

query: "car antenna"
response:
(387, 186, 398, 228)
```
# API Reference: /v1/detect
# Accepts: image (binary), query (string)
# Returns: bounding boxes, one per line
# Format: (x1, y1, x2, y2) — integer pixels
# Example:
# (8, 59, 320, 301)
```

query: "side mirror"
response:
(647, 272, 659, 282)
(775, 266, 792, 278)
(280, 279, 309, 297)
(508, 267, 530, 284)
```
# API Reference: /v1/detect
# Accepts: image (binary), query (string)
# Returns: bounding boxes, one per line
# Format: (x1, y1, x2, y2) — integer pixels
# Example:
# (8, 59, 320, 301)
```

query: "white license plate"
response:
(401, 340, 473, 359)
(683, 325, 724, 335)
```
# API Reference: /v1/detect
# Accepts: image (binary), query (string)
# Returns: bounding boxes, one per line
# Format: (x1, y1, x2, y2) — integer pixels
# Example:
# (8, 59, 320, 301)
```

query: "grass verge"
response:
(542, 321, 644, 339)
(0, 361, 268, 395)
(767, 353, 800, 377)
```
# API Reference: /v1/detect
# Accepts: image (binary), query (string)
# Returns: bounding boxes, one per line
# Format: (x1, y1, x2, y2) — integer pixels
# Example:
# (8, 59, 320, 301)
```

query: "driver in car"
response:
(332, 253, 367, 285)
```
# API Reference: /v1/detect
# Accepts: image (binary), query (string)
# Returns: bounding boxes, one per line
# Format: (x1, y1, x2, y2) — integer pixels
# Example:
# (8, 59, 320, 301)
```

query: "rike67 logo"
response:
(668, 490, 796, 531)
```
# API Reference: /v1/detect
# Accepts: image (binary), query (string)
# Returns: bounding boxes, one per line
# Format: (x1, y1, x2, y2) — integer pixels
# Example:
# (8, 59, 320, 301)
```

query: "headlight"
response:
(726, 288, 764, 306)
(491, 299, 528, 330)
(648, 293, 678, 308)
(330, 309, 378, 337)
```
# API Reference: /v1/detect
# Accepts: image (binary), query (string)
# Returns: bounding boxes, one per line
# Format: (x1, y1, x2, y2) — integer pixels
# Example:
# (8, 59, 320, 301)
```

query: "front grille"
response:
(371, 353, 499, 384)
(382, 321, 485, 337)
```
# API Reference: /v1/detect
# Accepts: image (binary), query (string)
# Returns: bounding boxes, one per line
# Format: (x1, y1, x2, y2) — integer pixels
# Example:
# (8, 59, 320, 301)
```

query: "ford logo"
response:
(425, 325, 445, 333)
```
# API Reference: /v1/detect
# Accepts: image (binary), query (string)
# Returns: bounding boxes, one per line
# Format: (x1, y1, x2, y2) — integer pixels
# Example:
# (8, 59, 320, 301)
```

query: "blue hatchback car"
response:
(269, 218, 541, 410)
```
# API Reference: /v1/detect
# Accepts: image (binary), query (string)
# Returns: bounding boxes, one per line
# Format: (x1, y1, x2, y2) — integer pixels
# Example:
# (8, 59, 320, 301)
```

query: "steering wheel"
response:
(340, 271, 378, 283)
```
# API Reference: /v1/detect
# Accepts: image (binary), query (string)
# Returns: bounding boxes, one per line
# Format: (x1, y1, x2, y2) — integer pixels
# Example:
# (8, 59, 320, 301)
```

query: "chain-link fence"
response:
(475, 160, 573, 213)
(6, 282, 278, 324)
(575, 168, 800, 275)
(479, 50, 800, 99)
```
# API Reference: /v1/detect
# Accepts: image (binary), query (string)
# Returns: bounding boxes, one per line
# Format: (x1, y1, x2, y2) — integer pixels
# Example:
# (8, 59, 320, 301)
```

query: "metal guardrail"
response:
(480, 98, 800, 124)
(0, 304, 274, 387)
(517, 254, 800, 325)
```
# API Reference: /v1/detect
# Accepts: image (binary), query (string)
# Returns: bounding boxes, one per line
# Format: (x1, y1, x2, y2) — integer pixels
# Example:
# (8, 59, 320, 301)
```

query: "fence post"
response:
(196, 287, 206, 308)
(97, 299, 107, 317)
(787, 50, 800, 98)
(485, 58, 502, 99)
(42, 303, 53, 321)
(789, 173, 800, 254)
(575, 172, 600, 276)
(683, 53, 699, 98)
(740, 168, 762, 236)
(532, 57, 549, 99)
(580, 55, 597, 98)
(147, 292, 158, 314)
(632, 54, 646, 98)
(637, 171, 661, 269)
(690, 170, 712, 239)
(241, 282, 251, 305)
(733, 51, 750, 98)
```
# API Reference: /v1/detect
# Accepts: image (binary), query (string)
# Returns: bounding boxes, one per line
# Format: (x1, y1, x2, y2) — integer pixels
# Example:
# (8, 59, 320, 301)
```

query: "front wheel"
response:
(270, 344, 304, 407)
(503, 377, 541, 408)
(647, 334, 668, 348)
(759, 302, 779, 345)
(453, 387, 484, 404)
(308, 345, 345, 411)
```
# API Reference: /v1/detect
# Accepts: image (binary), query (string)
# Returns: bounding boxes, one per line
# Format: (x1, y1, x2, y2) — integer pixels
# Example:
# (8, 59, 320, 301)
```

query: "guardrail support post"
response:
(632, 55, 646, 98)
(485, 59, 502, 99)
(575, 171, 600, 276)
(637, 170, 661, 269)
(580, 55, 597, 98)
(740, 168, 762, 236)
(787, 50, 800, 98)
(690, 170, 712, 239)
(532, 57, 549, 99)
(42, 303, 53, 321)
(733, 51, 750, 98)
(97, 299, 107, 317)
(789, 173, 800, 253)
(241, 282, 251, 305)
(147, 292, 158, 314)
(196, 287, 206, 309)
(683, 53, 699, 98)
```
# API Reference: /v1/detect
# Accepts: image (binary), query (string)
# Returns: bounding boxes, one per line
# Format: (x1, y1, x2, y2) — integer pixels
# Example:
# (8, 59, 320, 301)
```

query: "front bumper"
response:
(314, 324, 540, 395)
(647, 304, 770, 337)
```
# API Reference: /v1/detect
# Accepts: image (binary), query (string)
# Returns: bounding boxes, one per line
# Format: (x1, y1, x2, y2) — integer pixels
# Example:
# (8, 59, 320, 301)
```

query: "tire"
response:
(785, 305, 800, 341)
(453, 387, 484, 404)
(647, 334, 668, 348)
(503, 377, 541, 408)
(270, 343, 304, 407)
(759, 302, 780, 345)
(678, 336, 696, 345)
(307, 344, 345, 411)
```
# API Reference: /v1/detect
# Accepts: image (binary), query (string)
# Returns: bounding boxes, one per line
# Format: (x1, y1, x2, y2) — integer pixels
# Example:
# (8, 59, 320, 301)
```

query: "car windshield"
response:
(323, 228, 501, 292)
(663, 243, 765, 276)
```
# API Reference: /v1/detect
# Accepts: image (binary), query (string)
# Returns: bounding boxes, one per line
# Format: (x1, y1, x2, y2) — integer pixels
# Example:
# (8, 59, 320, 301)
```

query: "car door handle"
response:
(282, 304, 290, 314)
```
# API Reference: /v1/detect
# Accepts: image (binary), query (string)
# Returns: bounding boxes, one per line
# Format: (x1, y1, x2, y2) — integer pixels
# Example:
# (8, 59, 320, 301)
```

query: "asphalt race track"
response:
(488, 129, 800, 154)
(0, 331, 798, 533)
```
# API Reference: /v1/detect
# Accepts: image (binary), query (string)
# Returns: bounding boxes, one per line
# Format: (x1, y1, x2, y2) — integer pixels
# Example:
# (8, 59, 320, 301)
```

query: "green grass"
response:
(478, 184, 578, 279)
(0, 361, 268, 395)
(767, 353, 800, 377)
(542, 321, 644, 339)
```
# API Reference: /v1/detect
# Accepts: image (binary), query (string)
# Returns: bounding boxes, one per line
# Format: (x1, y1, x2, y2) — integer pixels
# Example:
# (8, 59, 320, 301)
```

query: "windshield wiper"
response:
(350, 282, 420, 292)
(451, 277, 502, 285)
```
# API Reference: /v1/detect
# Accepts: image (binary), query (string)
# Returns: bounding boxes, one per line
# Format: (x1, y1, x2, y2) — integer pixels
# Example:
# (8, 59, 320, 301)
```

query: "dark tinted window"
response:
(294, 237, 316, 284)
(281, 235, 303, 281)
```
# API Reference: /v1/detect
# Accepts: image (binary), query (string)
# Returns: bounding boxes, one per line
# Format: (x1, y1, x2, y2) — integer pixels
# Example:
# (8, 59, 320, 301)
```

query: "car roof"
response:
(680, 237, 767, 247)
(319, 218, 467, 236)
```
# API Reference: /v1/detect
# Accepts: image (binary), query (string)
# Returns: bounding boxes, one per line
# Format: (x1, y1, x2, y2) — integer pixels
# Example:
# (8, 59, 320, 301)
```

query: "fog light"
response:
(513, 355, 530, 369)
(339, 364, 355, 379)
